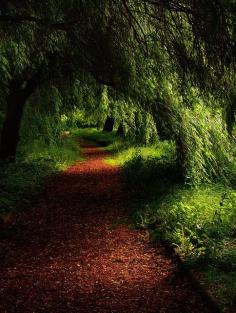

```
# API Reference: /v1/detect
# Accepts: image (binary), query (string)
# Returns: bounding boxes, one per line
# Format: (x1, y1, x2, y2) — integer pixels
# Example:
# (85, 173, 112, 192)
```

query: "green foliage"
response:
(0, 136, 81, 215)
(203, 268, 236, 308)
(0, 159, 54, 214)
(154, 79, 235, 184)
(180, 103, 234, 185)
(137, 187, 235, 261)
(72, 128, 117, 147)
(109, 141, 176, 176)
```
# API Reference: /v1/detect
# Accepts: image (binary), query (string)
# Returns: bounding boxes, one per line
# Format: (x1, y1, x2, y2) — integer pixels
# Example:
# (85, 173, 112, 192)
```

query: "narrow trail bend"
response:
(0, 142, 211, 313)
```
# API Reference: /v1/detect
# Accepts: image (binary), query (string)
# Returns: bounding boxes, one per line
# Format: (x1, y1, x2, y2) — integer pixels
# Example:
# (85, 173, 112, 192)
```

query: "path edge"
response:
(157, 239, 223, 313)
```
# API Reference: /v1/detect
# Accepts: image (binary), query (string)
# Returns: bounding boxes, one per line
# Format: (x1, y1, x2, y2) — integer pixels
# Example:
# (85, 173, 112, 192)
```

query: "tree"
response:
(0, 1, 132, 161)
(0, 71, 42, 161)
(103, 116, 115, 132)
(116, 124, 125, 137)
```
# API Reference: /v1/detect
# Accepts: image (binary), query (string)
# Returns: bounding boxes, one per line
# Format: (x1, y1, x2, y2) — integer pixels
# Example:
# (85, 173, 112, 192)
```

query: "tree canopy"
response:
(0, 0, 235, 182)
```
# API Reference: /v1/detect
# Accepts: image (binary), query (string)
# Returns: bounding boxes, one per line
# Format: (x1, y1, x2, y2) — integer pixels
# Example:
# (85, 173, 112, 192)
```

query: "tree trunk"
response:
(0, 93, 28, 162)
(0, 72, 42, 162)
(103, 116, 114, 132)
(116, 124, 124, 136)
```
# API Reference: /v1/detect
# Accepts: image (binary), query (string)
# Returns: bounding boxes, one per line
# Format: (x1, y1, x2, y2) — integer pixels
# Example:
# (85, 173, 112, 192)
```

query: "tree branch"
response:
(0, 14, 79, 31)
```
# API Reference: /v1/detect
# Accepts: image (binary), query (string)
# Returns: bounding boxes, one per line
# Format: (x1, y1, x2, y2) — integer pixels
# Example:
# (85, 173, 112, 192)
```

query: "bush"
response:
(135, 185, 236, 266)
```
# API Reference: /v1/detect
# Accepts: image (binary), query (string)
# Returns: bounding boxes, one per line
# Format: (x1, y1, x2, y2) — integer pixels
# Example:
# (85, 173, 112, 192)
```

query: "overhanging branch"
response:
(0, 14, 79, 31)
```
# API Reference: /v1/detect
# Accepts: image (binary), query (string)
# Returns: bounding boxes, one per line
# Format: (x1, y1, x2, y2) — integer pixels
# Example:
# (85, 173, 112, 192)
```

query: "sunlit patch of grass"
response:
(106, 140, 175, 166)
(134, 184, 236, 260)
(72, 128, 117, 147)
(73, 128, 175, 169)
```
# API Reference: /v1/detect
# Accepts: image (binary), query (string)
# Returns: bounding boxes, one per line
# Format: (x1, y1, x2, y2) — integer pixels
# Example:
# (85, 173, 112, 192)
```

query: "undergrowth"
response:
(122, 150, 236, 309)
(0, 137, 81, 216)
(72, 128, 117, 147)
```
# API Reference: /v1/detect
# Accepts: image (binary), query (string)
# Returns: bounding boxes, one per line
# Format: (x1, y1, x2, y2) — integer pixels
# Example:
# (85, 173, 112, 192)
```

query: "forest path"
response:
(0, 141, 211, 313)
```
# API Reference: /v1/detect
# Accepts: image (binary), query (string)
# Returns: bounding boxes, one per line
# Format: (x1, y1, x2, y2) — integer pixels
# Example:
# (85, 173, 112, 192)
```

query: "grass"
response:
(202, 268, 236, 307)
(122, 153, 236, 310)
(71, 128, 117, 147)
(19, 137, 82, 170)
(0, 136, 82, 216)
(106, 141, 175, 166)
(135, 185, 236, 263)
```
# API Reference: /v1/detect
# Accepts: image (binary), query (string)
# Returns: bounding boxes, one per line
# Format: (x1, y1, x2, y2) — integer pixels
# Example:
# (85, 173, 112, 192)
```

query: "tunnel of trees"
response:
(0, 1, 236, 311)
(0, 0, 235, 176)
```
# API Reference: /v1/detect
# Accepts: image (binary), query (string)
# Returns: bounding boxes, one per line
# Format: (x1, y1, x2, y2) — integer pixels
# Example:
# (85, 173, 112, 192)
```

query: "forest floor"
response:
(0, 141, 212, 313)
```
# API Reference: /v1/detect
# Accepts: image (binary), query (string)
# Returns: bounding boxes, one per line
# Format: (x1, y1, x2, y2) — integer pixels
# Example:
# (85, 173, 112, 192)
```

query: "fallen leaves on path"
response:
(0, 142, 211, 313)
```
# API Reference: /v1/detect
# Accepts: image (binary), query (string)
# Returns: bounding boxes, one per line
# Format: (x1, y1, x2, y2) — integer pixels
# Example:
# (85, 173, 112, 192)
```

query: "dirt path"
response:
(0, 142, 211, 313)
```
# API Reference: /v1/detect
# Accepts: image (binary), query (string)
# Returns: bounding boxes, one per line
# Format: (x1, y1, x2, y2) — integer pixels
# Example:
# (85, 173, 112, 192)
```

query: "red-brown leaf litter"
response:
(0, 142, 211, 313)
